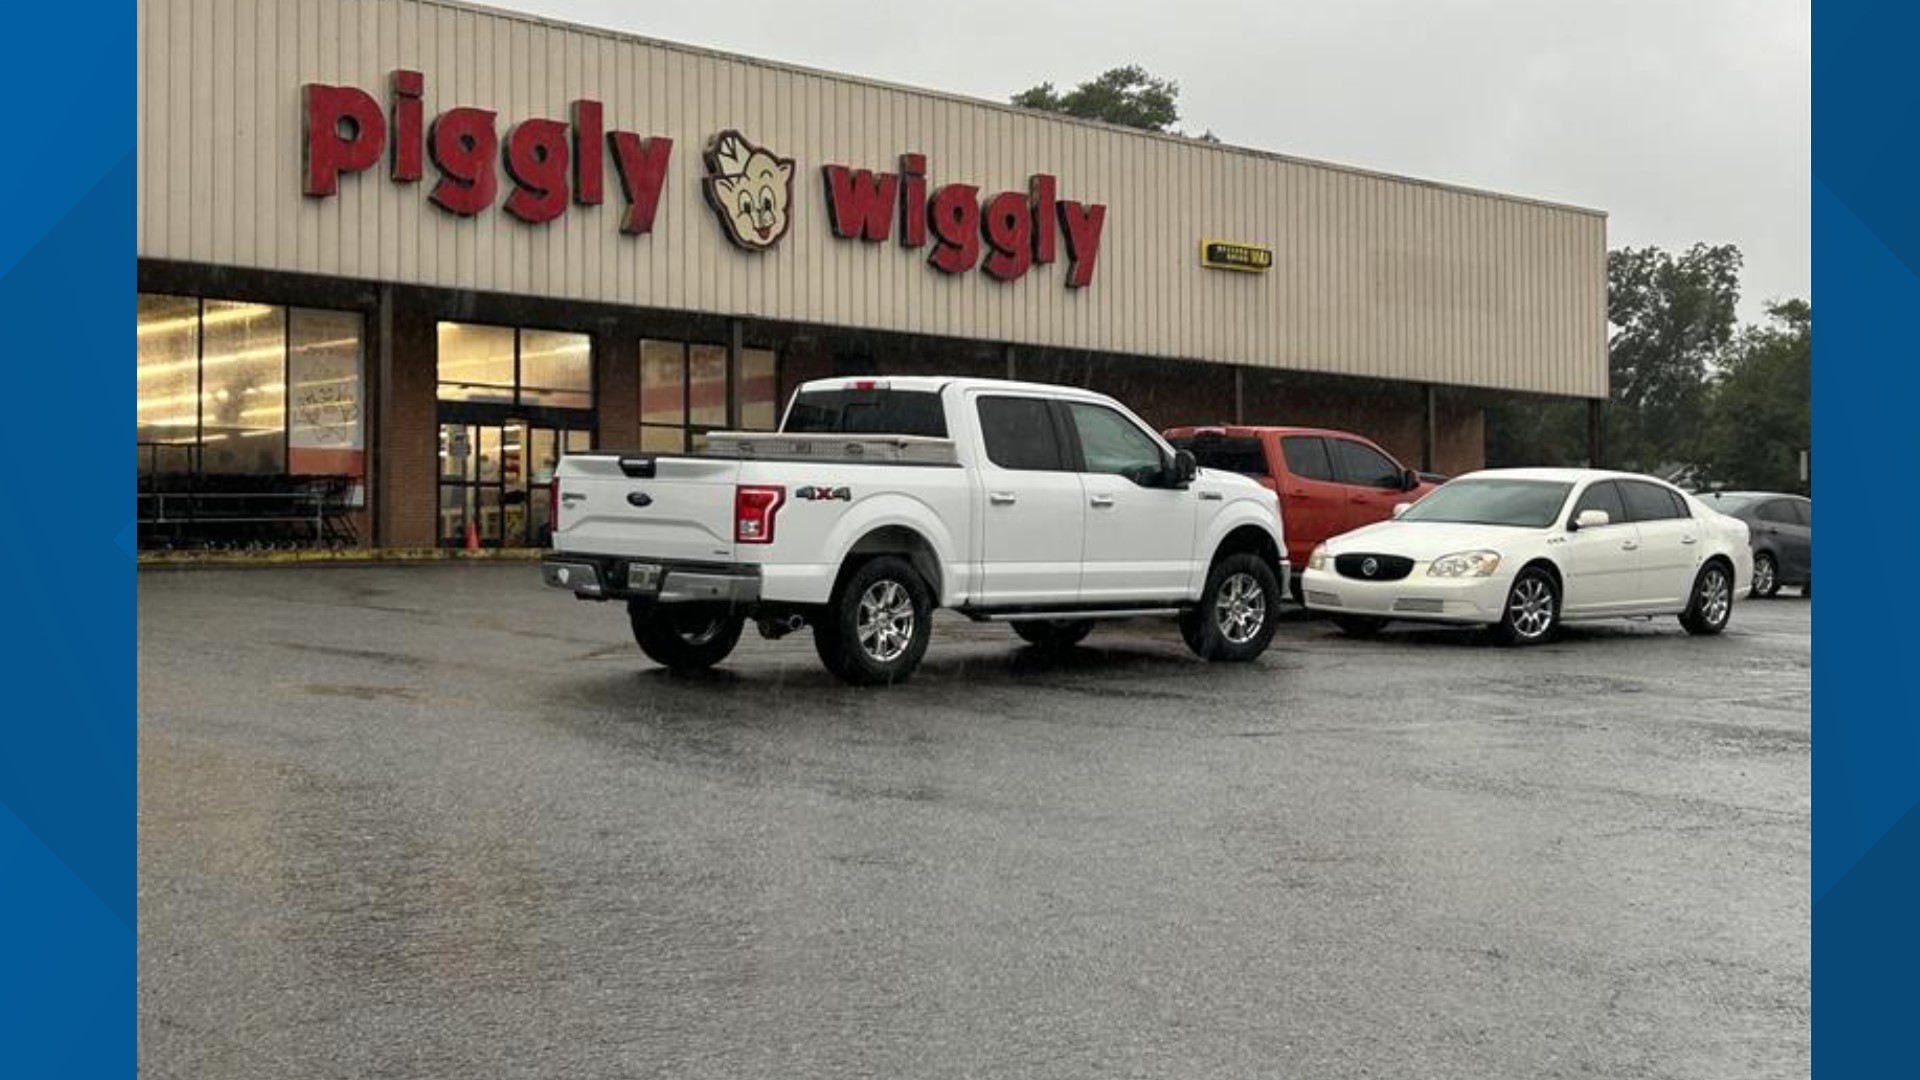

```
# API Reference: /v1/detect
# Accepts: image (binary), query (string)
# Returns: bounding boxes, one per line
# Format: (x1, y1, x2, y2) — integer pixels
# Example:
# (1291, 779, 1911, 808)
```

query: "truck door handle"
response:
(1621, 540, 1639, 551)
(1089, 494, 1116, 508)
(989, 492, 1017, 506)
(1681, 535, 1698, 545)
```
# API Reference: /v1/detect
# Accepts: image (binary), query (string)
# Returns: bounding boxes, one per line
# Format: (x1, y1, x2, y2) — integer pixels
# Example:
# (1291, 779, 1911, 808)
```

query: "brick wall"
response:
(773, 338, 1488, 475)
(594, 325, 639, 452)
(378, 300, 441, 548)
(1433, 390, 1487, 476)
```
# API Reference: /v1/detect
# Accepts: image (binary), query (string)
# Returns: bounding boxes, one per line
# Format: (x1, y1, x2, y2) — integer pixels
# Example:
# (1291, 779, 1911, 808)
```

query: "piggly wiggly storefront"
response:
(137, 0, 1607, 550)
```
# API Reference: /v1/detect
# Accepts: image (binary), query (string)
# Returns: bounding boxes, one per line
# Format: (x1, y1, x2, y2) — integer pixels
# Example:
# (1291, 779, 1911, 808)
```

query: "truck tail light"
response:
(735, 485, 785, 544)
(548, 479, 561, 541)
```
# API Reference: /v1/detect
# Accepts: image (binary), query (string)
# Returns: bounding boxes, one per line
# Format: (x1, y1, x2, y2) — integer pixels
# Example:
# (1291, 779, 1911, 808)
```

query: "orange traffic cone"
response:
(464, 519, 480, 551)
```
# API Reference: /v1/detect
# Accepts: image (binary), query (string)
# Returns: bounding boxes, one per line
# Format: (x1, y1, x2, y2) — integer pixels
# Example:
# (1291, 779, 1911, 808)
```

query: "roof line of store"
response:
(425, 0, 1609, 220)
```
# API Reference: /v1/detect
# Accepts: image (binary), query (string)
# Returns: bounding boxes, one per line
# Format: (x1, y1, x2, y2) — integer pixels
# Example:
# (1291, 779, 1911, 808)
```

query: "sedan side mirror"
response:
(1572, 508, 1610, 530)
(1170, 449, 1198, 487)
(1402, 468, 1420, 491)
(1392, 502, 1411, 518)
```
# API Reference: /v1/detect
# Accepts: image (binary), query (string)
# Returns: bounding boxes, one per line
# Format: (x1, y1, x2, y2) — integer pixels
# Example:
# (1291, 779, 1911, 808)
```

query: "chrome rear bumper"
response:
(541, 554, 761, 605)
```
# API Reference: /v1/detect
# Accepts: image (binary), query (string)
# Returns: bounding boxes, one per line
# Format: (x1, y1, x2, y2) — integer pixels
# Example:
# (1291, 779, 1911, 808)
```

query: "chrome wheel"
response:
(1507, 575, 1556, 640)
(1215, 571, 1267, 645)
(1752, 554, 1776, 597)
(1699, 566, 1731, 627)
(857, 579, 916, 663)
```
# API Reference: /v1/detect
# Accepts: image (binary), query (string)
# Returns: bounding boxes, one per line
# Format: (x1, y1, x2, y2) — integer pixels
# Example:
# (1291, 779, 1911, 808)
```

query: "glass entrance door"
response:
(438, 419, 591, 548)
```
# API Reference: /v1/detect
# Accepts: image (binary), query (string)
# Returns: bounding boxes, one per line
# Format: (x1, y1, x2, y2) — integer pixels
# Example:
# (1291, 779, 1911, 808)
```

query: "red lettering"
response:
(303, 83, 386, 197)
(608, 132, 673, 235)
(1057, 200, 1106, 288)
(572, 100, 603, 205)
(390, 71, 423, 182)
(823, 165, 898, 242)
(1028, 174, 1057, 264)
(428, 108, 498, 216)
(503, 119, 570, 224)
(981, 191, 1032, 282)
(927, 185, 981, 274)
(899, 153, 927, 249)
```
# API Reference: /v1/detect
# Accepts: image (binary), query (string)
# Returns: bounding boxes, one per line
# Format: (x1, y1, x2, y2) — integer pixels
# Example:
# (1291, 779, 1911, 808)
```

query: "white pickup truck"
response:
(542, 377, 1288, 684)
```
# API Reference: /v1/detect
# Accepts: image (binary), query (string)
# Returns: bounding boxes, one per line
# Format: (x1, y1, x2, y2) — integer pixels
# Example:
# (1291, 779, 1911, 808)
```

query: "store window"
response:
(638, 339, 779, 452)
(137, 294, 202, 476)
(137, 295, 367, 475)
(437, 323, 591, 408)
(288, 310, 369, 474)
(136, 293, 367, 549)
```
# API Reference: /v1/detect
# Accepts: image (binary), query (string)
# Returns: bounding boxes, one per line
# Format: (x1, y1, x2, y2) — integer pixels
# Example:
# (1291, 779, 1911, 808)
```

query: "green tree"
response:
(1488, 242, 1744, 471)
(1603, 243, 1743, 471)
(1699, 299, 1811, 492)
(1011, 65, 1215, 140)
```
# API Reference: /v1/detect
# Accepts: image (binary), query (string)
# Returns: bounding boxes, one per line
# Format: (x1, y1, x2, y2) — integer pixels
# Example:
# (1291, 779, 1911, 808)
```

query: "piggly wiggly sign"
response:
(301, 72, 1107, 286)
(821, 154, 1107, 288)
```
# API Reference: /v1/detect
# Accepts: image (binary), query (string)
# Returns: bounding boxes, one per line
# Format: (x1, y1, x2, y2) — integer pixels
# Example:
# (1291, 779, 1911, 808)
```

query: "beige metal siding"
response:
(137, 0, 1608, 399)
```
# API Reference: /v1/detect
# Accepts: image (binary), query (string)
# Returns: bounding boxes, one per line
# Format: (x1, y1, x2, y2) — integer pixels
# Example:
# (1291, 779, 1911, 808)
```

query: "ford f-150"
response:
(542, 377, 1289, 685)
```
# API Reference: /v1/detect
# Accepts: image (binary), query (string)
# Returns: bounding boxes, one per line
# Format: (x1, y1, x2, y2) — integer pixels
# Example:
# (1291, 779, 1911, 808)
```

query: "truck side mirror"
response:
(1171, 449, 1198, 487)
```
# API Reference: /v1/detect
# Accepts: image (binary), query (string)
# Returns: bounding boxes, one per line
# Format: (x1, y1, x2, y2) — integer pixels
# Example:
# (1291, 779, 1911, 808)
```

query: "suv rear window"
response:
(783, 389, 948, 437)
(1169, 435, 1268, 477)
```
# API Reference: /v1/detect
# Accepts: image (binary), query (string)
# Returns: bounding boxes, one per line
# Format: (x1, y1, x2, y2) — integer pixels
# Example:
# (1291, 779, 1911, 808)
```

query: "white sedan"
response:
(1300, 468, 1753, 645)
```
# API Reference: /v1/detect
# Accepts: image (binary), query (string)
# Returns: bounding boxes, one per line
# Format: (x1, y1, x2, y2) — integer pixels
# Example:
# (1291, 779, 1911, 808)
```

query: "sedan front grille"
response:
(1335, 553, 1415, 582)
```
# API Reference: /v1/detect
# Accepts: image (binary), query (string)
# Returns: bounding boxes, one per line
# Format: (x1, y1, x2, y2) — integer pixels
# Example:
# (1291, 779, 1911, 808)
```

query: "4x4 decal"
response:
(794, 486, 852, 502)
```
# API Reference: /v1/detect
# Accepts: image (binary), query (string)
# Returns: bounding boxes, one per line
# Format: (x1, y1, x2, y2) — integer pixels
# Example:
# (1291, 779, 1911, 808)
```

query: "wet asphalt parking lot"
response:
(138, 564, 1809, 1079)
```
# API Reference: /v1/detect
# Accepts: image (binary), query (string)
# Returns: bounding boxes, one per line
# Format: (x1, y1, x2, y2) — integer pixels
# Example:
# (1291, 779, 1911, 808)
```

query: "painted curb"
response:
(136, 548, 547, 570)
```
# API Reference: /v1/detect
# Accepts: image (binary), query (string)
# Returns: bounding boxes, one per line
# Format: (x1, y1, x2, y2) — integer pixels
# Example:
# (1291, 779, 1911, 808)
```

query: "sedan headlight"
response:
(1307, 544, 1328, 571)
(1427, 550, 1502, 578)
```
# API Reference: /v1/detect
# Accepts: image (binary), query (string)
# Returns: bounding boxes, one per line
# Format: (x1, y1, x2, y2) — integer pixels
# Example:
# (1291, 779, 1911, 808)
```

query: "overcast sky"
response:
(505, 0, 1809, 325)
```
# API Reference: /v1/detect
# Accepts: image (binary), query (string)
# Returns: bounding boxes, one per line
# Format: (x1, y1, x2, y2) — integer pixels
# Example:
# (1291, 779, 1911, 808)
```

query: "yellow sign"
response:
(1199, 240, 1273, 273)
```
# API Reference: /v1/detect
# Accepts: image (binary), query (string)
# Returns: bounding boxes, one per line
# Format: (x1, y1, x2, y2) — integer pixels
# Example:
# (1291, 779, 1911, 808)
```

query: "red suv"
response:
(1164, 426, 1442, 593)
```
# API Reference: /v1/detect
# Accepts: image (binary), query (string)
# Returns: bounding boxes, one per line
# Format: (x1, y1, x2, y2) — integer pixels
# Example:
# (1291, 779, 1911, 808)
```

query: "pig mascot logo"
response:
(702, 130, 795, 251)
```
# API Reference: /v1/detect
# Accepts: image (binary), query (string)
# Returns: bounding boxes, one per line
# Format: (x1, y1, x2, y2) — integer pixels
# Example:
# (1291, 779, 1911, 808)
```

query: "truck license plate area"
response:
(626, 562, 663, 592)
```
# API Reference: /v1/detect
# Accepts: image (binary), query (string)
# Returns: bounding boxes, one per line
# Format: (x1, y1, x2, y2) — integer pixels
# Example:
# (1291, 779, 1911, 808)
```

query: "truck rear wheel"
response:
(815, 556, 933, 686)
(631, 602, 745, 673)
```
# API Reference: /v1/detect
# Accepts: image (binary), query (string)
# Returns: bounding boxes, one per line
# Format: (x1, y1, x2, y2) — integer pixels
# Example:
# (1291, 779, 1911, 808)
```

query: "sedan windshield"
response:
(1397, 479, 1573, 528)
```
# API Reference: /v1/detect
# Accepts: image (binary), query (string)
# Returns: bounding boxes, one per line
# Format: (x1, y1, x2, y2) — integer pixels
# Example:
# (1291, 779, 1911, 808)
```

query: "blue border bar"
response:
(0, 3, 135, 1075)
(1814, 0, 1919, 1072)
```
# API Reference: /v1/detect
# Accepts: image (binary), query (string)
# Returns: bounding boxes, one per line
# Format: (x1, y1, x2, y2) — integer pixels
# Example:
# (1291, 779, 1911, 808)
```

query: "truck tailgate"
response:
(554, 454, 742, 562)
